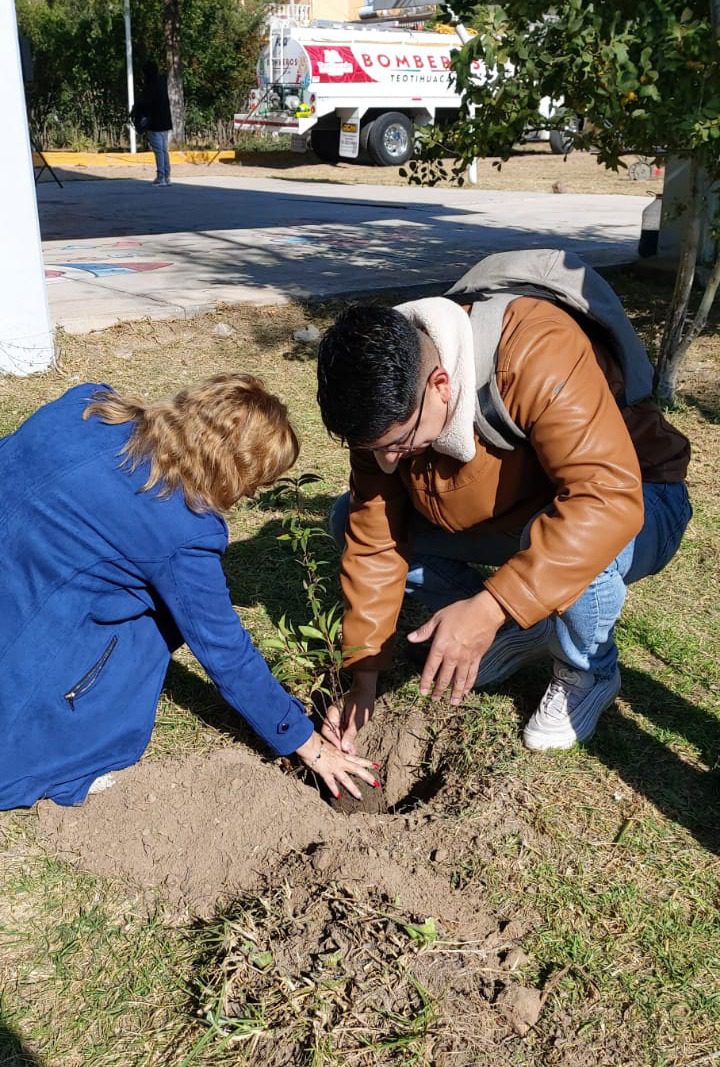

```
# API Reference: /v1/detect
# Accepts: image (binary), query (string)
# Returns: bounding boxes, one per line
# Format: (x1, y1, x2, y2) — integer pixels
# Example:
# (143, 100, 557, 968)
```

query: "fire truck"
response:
(233, 21, 566, 166)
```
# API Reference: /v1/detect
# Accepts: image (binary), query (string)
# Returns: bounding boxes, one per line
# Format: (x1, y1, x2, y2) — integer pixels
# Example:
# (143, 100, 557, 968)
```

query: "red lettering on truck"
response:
(305, 45, 375, 82)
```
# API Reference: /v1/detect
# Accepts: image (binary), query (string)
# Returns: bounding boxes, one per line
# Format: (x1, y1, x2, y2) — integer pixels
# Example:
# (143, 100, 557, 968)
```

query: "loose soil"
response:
(39, 734, 476, 927)
(38, 696, 549, 1058)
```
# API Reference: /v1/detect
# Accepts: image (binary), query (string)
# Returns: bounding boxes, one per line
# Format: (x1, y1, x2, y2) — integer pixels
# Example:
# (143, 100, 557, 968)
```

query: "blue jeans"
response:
(329, 482, 692, 679)
(147, 130, 171, 182)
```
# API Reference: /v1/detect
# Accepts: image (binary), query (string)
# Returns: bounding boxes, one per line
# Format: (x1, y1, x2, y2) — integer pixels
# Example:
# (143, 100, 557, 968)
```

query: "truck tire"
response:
(367, 112, 413, 166)
(549, 117, 580, 155)
(549, 130, 574, 155)
(310, 127, 340, 163)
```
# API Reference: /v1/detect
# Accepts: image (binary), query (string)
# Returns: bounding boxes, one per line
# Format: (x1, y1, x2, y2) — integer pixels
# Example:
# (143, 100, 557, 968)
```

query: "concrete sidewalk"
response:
(38, 173, 650, 332)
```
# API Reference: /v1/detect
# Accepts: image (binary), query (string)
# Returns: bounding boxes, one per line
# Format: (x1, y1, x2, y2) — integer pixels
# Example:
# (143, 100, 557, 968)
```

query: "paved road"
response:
(37, 173, 650, 332)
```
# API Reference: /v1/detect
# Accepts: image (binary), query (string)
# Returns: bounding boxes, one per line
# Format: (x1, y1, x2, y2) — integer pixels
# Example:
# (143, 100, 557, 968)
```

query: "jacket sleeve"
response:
(340, 451, 413, 670)
(149, 535, 313, 755)
(484, 304, 644, 627)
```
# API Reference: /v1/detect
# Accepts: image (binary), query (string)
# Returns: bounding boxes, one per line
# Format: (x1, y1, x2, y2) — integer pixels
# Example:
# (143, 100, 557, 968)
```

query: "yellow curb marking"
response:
(34, 150, 236, 167)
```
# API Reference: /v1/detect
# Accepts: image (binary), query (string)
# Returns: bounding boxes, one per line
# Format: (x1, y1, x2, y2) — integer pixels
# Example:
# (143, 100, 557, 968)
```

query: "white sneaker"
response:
(523, 661, 621, 751)
(87, 773, 117, 795)
(475, 617, 552, 688)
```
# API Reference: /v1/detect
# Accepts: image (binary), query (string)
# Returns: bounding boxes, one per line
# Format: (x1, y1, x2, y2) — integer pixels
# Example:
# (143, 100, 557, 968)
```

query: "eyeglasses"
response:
(347, 365, 439, 455)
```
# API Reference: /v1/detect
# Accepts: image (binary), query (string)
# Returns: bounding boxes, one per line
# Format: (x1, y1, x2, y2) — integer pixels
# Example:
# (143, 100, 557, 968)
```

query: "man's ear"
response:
(431, 366, 451, 404)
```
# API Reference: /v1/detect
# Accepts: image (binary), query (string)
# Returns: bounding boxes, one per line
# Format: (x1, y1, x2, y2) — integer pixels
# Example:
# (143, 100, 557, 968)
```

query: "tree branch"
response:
(655, 157, 703, 402)
(671, 247, 720, 364)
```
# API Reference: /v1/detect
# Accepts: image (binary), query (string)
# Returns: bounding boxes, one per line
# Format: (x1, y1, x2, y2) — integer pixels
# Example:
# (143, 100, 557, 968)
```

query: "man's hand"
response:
(321, 671, 378, 755)
(408, 590, 507, 705)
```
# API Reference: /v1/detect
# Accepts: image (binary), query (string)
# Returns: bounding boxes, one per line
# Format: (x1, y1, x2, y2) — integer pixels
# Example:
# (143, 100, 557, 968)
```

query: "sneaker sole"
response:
(523, 671, 622, 752)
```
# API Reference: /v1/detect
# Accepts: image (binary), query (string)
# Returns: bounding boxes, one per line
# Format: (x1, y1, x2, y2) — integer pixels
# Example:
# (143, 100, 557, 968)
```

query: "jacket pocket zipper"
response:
(64, 635, 118, 710)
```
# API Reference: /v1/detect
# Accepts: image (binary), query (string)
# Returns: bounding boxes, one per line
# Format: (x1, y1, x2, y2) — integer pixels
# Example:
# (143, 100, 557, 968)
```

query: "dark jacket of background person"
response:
(0, 384, 312, 810)
(134, 67, 172, 133)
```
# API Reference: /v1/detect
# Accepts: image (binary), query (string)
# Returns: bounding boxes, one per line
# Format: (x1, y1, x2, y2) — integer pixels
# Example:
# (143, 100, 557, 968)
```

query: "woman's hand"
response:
(320, 671, 378, 756)
(295, 730, 380, 800)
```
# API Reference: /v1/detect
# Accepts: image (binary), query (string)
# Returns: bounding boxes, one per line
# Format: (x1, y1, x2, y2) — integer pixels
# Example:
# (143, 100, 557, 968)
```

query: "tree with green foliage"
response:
(16, 0, 268, 149)
(17, 0, 130, 146)
(179, 0, 267, 138)
(417, 1, 720, 402)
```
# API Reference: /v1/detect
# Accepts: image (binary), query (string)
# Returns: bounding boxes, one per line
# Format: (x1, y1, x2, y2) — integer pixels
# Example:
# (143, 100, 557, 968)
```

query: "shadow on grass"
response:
(589, 665, 720, 854)
(0, 1021, 44, 1066)
(681, 391, 720, 425)
(462, 654, 720, 853)
(223, 493, 341, 625)
(163, 658, 267, 758)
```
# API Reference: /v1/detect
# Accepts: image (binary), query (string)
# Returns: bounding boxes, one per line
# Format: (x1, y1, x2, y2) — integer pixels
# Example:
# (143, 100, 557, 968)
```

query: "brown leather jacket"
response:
(340, 298, 690, 671)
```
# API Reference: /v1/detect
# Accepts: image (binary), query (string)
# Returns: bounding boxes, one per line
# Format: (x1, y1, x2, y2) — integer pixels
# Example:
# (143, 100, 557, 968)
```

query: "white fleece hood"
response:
(372, 296, 477, 473)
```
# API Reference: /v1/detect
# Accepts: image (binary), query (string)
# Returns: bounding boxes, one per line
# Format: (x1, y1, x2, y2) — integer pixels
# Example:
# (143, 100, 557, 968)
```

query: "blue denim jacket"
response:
(0, 384, 312, 809)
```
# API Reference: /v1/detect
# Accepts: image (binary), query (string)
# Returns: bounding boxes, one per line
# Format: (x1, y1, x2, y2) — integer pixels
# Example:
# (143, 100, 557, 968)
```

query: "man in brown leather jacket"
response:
(316, 290, 691, 754)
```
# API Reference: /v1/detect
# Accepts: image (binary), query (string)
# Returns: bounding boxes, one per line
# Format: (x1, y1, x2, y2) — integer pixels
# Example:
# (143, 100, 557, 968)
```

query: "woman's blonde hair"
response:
(83, 373, 299, 513)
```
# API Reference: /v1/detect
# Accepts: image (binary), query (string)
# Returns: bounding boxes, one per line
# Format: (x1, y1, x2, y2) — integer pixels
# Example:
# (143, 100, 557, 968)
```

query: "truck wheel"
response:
(310, 128, 340, 163)
(356, 118, 374, 163)
(368, 113, 413, 166)
(549, 130, 574, 154)
(549, 118, 579, 155)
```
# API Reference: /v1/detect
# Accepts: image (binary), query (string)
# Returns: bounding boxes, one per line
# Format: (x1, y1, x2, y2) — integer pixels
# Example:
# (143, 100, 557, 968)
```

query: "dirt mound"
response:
(355, 698, 434, 808)
(39, 745, 477, 934)
(40, 749, 330, 916)
(38, 717, 548, 1059)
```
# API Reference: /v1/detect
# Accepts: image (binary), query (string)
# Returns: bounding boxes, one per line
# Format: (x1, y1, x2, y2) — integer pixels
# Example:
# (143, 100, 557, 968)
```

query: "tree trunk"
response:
(667, 248, 720, 378)
(655, 157, 703, 404)
(163, 0, 185, 146)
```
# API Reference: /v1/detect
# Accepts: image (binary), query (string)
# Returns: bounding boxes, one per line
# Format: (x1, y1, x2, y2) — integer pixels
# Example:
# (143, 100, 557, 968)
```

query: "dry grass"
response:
(189, 880, 444, 1065)
(43, 145, 662, 196)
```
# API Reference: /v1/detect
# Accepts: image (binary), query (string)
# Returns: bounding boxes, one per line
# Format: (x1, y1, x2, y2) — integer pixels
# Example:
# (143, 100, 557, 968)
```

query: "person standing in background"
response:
(133, 60, 173, 186)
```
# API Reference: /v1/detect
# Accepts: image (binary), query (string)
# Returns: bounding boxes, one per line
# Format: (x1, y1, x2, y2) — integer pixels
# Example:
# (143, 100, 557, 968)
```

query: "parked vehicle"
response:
(234, 21, 571, 166)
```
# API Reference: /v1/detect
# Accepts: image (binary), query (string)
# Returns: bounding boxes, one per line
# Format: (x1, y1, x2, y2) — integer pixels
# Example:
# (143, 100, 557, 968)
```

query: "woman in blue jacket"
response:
(0, 373, 376, 809)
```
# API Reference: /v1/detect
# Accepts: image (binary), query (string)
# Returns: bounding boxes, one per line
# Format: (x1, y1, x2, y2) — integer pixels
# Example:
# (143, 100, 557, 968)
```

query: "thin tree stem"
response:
(656, 157, 703, 402)
(678, 247, 720, 353)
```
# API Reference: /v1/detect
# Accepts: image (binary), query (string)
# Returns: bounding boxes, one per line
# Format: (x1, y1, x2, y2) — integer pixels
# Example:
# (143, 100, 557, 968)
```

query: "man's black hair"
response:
(317, 305, 421, 446)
